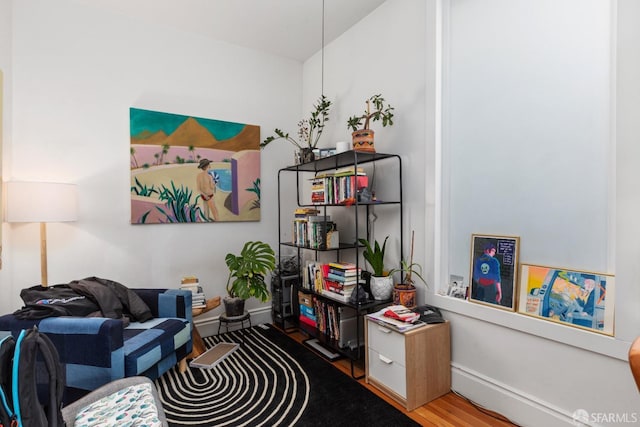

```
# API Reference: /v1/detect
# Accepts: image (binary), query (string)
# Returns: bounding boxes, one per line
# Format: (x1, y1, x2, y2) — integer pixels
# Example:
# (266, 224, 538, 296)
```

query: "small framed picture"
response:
(469, 234, 520, 311)
(517, 264, 615, 335)
(447, 274, 468, 300)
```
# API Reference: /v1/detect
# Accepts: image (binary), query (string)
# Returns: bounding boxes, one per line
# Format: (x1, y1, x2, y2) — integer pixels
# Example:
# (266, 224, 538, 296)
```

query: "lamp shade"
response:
(5, 181, 78, 223)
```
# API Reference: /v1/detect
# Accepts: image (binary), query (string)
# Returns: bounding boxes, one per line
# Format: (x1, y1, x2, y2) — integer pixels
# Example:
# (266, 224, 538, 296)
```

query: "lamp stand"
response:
(40, 222, 48, 287)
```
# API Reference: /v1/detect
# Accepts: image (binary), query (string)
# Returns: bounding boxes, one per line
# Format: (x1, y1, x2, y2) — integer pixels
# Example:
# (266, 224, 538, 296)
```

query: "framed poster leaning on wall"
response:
(518, 264, 615, 336)
(469, 234, 520, 311)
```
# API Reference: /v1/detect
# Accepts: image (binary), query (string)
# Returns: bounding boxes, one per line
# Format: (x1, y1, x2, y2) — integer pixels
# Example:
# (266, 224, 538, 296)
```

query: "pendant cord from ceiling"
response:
(321, 0, 325, 97)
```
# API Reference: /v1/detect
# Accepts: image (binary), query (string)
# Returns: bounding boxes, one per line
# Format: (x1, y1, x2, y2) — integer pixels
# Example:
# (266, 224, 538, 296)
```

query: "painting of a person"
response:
(472, 242, 502, 304)
(196, 159, 219, 221)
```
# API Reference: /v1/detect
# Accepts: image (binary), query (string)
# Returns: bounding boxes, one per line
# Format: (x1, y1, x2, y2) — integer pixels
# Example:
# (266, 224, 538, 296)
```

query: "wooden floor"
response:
(286, 329, 518, 427)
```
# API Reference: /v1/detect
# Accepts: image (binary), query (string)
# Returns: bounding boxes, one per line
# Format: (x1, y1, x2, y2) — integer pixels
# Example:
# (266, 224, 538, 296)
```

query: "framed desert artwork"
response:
(518, 264, 615, 335)
(469, 234, 520, 311)
(130, 108, 261, 224)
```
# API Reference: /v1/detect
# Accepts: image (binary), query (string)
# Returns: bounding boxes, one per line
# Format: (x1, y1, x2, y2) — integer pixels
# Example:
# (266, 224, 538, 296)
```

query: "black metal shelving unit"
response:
(275, 150, 403, 378)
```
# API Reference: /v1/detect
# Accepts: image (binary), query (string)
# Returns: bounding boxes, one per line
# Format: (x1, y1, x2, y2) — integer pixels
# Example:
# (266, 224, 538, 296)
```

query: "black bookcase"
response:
(275, 150, 403, 378)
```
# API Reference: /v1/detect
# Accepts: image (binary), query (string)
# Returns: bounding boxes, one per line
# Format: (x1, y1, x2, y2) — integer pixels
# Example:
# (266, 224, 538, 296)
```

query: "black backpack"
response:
(0, 327, 65, 427)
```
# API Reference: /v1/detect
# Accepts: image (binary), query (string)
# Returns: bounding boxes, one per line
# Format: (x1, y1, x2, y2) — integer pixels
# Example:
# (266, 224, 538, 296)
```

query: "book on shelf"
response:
(309, 170, 369, 205)
(292, 213, 337, 249)
(333, 166, 366, 177)
(299, 314, 316, 328)
(299, 304, 315, 320)
(294, 207, 320, 218)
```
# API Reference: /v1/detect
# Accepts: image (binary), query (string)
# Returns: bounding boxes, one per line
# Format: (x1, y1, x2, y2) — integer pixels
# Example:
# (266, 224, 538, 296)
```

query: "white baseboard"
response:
(451, 363, 579, 427)
(194, 306, 272, 338)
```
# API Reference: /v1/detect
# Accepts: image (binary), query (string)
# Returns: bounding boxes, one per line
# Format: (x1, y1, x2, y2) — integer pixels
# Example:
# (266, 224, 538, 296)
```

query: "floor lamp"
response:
(5, 181, 78, 287)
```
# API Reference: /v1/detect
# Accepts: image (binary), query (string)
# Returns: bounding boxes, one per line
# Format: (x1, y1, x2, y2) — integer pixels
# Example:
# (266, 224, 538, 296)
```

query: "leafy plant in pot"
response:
(261, 95, 332, 164)
(347, 94, 395, 153)
(359, 236, 394, 300)
(388, 231, 427, 309)
(224, 240, 276, 317)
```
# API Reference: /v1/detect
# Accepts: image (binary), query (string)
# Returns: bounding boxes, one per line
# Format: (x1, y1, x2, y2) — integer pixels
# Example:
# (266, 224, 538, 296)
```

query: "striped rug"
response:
(156, 324, 419, 427)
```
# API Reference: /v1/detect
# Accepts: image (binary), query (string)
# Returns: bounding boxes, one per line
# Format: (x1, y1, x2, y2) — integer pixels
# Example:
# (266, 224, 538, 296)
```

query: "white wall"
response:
(1, 0, 302, 324)
(302, 0, 434, 302)
(308, 0, 639, 425)
(0, 0, 12, 290)
(433, 0, 640, 426)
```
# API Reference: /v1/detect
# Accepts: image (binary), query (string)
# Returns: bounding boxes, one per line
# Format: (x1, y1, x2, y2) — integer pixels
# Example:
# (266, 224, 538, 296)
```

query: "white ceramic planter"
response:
(370, 275, 394, 300)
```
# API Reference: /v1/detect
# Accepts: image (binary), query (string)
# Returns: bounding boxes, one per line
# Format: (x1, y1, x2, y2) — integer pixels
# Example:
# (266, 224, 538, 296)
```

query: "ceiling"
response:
(71, 0, 387, 62)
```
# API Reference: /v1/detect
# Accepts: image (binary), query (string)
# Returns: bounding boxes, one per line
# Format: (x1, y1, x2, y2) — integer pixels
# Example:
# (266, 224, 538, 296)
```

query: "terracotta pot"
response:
(352, 129, 375, 152)
(393, 283, 417, 308)
(223, 296, 245, 317)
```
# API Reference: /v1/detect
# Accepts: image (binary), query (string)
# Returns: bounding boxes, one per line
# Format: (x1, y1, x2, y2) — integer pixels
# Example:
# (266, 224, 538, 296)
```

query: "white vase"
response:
(370, 275, 394, 300)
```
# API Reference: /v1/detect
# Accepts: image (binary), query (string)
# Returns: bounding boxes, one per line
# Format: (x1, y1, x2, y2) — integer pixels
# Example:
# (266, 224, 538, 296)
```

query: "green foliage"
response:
(347, 94, 395, 132)
(389, 260, 427, 287)
(261, 95, 332, 150)
(130, 177, 158, 197)
(155, 181, 206, 223)
(358, 236, 389, 276)
(225, 241, 276, 302)
(246, 178, 261, 210)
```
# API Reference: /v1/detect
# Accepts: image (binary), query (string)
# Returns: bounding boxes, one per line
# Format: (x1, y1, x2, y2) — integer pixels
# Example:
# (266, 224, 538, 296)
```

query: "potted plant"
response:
(224, 240, 276, 316)
(346, 94, 395, 153)
(388, 231, 427, 309)
(358, 236, 394, 300)
(261, 95, 332, 164)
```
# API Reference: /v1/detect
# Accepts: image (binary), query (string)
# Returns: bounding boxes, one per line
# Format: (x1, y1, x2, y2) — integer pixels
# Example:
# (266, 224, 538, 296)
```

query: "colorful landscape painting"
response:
(130, 108, 261, 224)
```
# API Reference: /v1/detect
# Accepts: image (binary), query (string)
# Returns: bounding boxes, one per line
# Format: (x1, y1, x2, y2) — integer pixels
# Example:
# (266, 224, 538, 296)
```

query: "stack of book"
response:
(367, 307, 425, 333)
(322, 262, 361, 302)
(383, 305, 421, 323)
(180, 276, 206, 309)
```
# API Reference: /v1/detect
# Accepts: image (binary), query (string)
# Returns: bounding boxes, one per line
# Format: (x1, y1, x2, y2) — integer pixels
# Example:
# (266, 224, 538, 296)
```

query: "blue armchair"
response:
(0, 288, 192, 401)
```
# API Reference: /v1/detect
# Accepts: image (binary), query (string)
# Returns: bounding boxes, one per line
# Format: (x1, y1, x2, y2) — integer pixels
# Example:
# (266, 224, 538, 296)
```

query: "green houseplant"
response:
(224, 240, 276, 316)
(388, 231, 426, 308)
(359, 236, 394, 301)
(261, 95, 332, 164)
(347, 94, 395, 153)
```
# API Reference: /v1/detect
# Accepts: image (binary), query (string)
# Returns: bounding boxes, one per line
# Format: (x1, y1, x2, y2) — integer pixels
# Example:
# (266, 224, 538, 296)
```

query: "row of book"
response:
(303, 261, 362, 303)
(292, 209, 339, 249)
(298, 291, 358, 348)
(310, 167, 369, 205)
(180, 276, 207, 309)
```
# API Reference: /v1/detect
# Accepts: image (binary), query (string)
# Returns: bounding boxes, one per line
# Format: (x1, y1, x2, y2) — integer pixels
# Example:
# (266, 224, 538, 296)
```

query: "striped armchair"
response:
(0, 288, 192, 402)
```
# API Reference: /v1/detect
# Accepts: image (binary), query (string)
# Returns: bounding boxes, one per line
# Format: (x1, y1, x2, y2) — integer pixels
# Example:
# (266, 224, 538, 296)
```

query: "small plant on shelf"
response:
(261, 95, 332, 163)
(359, 235, 395, 301)
(347, 94, 395, 153)
(359, 236, 389, 277)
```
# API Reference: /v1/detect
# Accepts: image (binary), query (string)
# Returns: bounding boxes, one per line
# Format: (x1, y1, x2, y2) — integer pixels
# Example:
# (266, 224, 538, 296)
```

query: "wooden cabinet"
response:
(365, 318, 451, 411)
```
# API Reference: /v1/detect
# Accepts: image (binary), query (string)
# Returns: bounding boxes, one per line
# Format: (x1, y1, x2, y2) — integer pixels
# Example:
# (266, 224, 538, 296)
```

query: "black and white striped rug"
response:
(156, 324, 419, 427)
